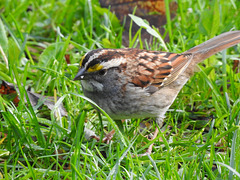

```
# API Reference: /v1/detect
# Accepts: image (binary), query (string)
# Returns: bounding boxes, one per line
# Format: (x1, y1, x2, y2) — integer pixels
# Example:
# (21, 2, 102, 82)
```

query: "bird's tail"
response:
(185, 31, 240, 64)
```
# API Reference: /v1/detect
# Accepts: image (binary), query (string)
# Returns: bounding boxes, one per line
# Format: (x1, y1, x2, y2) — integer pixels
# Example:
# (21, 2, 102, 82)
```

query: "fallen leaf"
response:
(27, 91, 67, 117)
(99, 0, 178, 46)
(0, 81, 67, 117)
(233, 60, 239, 72)
(0, 81, 19, 106)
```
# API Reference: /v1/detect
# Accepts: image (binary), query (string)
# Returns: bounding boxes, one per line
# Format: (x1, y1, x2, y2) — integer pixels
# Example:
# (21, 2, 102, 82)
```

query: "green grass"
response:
(0, 0, 240, 179)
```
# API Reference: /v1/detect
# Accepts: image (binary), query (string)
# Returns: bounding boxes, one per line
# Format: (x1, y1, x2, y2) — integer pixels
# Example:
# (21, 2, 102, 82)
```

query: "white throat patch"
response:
(81, 80, 104, 92)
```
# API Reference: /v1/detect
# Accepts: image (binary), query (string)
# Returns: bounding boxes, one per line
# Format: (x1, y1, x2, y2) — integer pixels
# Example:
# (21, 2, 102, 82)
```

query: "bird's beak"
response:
(73, 68, 86, 81)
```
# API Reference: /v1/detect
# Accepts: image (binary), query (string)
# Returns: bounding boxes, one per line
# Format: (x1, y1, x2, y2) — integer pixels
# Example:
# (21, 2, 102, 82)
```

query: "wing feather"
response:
(129, 51, 193, 89)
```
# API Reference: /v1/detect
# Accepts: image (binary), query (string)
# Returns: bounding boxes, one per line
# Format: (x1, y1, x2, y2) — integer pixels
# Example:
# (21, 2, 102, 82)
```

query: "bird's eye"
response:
(98, 69, 107, 76)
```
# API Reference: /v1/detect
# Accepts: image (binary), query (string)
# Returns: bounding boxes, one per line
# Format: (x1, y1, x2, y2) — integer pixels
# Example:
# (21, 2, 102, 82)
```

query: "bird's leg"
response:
(102, 129, 116, 144)
(91, 120, 125, 144)
(90, 129, 116, 144)
(138, 116, 164, 157)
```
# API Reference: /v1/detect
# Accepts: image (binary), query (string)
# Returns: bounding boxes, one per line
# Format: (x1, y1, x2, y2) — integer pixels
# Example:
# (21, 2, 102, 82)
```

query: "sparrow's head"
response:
(73, 48, 127, 81)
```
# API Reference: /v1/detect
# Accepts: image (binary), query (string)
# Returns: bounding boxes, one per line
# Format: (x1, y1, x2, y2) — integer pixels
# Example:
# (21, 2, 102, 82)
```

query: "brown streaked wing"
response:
(130, 52, 193, 89)
(159, 53, 193, 87)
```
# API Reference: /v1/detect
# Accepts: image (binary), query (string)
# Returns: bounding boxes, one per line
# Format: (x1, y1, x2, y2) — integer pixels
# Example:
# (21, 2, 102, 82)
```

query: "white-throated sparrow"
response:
(74, 31, 240, 155)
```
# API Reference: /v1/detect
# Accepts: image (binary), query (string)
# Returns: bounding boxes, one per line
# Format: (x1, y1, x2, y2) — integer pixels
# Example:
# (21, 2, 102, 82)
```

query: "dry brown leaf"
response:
(99, 0, 178, 46)
(0, 81, 67, 117)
